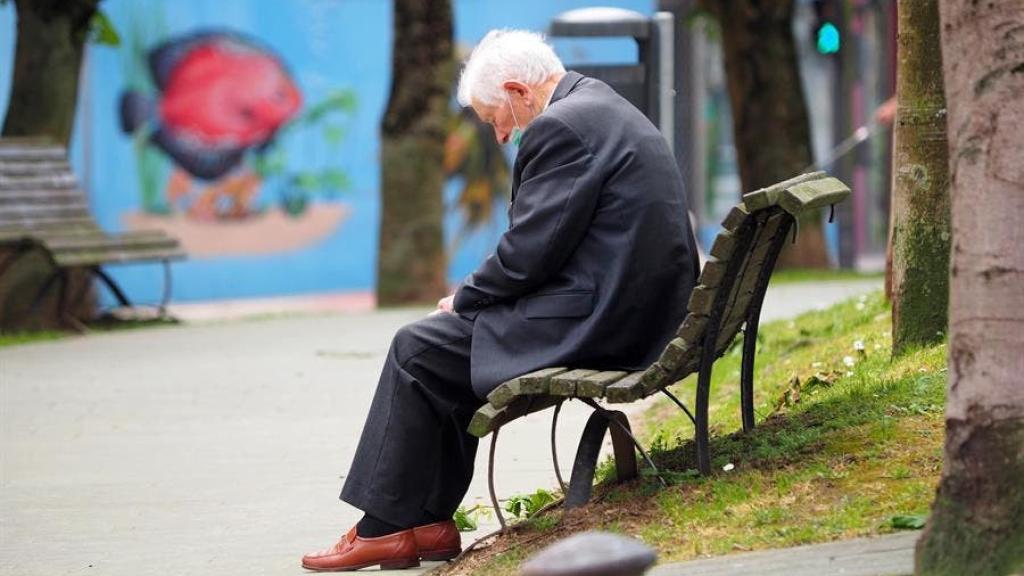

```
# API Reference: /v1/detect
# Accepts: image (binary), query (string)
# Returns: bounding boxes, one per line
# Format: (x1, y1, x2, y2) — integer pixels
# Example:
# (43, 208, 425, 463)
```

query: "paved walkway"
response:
(651, 531, 918, 576)
(0, 280, 879, 576)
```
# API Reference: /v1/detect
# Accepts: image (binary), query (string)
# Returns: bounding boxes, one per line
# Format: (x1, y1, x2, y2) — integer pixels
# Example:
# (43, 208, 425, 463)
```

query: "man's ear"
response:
(501, 81, 530, 99)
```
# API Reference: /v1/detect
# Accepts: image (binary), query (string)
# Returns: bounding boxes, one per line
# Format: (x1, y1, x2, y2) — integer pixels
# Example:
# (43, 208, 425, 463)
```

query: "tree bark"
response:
(890, 0, 951, 356)
(1, 0, 100, 145)
(376, 0, 453, 306)
(914, 1, 1024, 573)
(700, 0, 829, 268)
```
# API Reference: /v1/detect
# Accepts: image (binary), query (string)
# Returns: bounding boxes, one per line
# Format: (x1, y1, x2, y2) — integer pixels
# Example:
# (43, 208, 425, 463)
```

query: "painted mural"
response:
(0, 0, 653, 303)
(118, 28, 354, 257)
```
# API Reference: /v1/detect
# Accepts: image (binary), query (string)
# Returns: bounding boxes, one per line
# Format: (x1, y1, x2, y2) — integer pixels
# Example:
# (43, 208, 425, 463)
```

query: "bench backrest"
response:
(0, 138, 103, 244)
(637, 171, 851, 396)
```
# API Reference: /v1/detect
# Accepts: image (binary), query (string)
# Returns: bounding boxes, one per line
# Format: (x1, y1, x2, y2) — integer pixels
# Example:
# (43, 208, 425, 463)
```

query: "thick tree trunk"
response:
(376, 0, 452, 306)
(1, 0, 99, 331)
(890, 0, 951, 356)
(914, 1, 1024, 573)
(701, 0, 829, 268)
(1, 0, 100, 145)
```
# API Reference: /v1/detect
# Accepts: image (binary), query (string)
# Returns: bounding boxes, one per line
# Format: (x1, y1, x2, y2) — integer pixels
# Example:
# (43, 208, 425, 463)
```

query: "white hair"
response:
(457, 29, 566, 107)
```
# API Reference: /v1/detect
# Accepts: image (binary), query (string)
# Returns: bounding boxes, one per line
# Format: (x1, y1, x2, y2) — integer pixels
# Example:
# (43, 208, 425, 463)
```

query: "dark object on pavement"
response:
(520, 531, 657, 576)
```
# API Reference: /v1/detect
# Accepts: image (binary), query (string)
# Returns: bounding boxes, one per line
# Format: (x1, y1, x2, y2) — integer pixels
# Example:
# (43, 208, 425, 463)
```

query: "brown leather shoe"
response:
(413, 520, 461, 561)
(302, 527, 420, 571)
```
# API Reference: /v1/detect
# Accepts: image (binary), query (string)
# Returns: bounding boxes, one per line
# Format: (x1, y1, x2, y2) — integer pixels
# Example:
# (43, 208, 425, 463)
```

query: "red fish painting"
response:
(120, 30, 302, 180)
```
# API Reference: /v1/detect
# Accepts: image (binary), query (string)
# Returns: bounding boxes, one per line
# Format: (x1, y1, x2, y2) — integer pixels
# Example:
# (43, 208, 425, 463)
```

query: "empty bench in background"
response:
(0, 138, 185, 330)
(468, 171, 850, 528)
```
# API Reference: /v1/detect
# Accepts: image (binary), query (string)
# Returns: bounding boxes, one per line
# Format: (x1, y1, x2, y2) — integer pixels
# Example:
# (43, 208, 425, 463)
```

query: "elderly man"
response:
(302, 29, 698, 571)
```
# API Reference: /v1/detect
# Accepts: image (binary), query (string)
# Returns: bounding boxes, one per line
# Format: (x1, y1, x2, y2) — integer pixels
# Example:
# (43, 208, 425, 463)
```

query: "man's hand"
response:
(430, 295, 455, 316)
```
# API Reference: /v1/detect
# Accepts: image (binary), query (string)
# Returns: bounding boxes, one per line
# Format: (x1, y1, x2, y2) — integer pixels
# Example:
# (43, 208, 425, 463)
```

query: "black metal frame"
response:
(692, 208, 795, 473)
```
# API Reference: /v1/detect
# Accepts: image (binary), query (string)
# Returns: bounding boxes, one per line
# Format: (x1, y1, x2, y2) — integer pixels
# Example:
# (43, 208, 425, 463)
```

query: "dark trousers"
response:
(340, 313, 482, 527)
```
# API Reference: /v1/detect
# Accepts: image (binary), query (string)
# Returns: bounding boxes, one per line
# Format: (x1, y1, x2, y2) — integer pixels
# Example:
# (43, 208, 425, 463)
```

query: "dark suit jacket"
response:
(454, 71, 699, 399)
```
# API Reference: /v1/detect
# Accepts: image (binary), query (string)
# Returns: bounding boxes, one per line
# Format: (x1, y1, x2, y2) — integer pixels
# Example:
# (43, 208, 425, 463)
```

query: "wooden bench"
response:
(467, 171, 850, 528)
(0, 138, 185, 329)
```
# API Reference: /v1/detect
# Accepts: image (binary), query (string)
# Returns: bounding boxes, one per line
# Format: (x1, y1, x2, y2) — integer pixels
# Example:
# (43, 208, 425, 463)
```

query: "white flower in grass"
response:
(853, 340, 865, 352)
(723, 463, 735, 472)
(843, 356, 856, 367)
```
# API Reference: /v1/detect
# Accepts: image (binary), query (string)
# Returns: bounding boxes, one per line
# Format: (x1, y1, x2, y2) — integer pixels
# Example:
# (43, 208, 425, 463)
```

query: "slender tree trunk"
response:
(700, 0, 829, 268)
(914, 1, 1024, 573)
(890, 0, 951, 356)
(376, 0, 452, 306)
(2, 0, 100, 145)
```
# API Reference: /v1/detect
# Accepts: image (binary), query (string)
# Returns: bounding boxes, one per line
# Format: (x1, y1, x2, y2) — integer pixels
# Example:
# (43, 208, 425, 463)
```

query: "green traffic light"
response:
(817, 22, 841, 54)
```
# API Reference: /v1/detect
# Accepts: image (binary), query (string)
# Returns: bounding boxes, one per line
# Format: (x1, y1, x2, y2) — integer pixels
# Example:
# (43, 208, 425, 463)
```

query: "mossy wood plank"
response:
(0, 174, 78, 190)
(640, 362, 671, 394)
(709, 231, 738, 260)
(518, 367, 569, 395)
(720, 204, 750, 232)
(676, 314, 708, 343)
(576, 371, 628, 397)
(605, 372, 645, 403)
(687, 286, 717, 316)
(659, 338, 697, 372)
(550, 368, 599, 396)
(697, 258, 728, 288)
(468, 403, 504, 437)
(54, 247, 186, 267)
(486, 379, 523, 409)
(779, 177, 850, 214)
(742, 171, 825, 211)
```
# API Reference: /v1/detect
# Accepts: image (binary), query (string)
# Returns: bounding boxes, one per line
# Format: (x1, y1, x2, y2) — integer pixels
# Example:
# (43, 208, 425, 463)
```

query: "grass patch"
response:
(769, 268, 883, 285)
(437, 291, 945, 575)
(0, 316, 180, 348)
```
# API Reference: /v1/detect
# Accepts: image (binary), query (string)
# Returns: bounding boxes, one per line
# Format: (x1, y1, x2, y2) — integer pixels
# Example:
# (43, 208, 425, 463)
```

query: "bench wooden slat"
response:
(0, 174, 78, 189)
(658, 338, 699, 374)
(549, 369, 599, 396)
(576, 370, 629, 398)
(0, 161, 74, 176)
(697, 258, 728, 288)
(640, 362, 671, 395)
(0, 189, 86, 204)
(605, 372, 645, 403)
(54, 246, 186, 267)
(469, 395, 563, 438)
(720, 203, 750, 232)
(742, 171, 826, 211)
(708, 230, 738, 260)
(486, 366, 570, 408)
(45, 233, 179, 252)
(0, 148, 66, 162)
(676, 313, 707, 342)
(779, 177, 851, 214)
(0, 205, 91, 223)
(686, 285, 717, 316)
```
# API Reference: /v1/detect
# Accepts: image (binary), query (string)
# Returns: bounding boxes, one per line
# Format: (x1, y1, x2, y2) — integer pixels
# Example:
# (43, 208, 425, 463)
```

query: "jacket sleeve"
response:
(453, 114, 600, 315)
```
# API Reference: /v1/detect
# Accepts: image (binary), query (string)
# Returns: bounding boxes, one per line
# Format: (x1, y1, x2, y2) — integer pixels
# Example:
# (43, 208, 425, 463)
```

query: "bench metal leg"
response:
(550, 401, 568, 492)
(91, 266, 132, 309)
(741, 216, 793, 433)
(487, 428, 507, 531)
(159, 259, 173, 317)
(579, 398, 665, 488)
(695, 359, 714, 475)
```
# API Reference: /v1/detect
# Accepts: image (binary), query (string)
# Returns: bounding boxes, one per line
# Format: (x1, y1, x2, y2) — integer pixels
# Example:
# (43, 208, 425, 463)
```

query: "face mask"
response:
(505, 93, 524, 147)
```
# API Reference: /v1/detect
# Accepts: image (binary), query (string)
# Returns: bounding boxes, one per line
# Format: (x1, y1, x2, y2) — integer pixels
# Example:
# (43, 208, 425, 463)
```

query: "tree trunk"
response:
(890, 0, 951, 356)
(701, 0, 829, 268)
(2, 0, 100, 145)
(376, 0, 453, 306)
(1, 0, 99, 331)
(914, 1, 1024, 573)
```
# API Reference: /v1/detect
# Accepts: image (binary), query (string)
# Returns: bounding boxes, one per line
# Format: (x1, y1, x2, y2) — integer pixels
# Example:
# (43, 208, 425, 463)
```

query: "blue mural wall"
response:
(0, 0, 652, 304)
